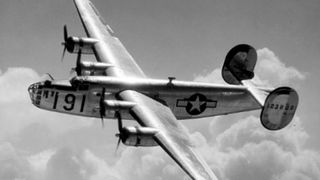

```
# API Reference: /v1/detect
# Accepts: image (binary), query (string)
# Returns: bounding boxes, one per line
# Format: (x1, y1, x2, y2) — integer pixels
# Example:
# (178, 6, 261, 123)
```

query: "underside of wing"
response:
(73, 0, 146, 78)
(119, 90, 218, 180)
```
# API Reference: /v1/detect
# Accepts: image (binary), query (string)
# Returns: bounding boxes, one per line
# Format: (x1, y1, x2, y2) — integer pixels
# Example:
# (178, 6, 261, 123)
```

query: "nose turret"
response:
(28, 82, 42, 106)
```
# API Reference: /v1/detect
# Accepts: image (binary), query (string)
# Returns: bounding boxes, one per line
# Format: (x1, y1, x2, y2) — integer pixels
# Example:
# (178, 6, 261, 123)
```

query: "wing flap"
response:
(120, 90, 218, 180)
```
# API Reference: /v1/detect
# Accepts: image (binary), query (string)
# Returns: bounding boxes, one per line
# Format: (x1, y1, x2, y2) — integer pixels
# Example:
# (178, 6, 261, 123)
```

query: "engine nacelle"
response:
(80, 61, 113, 70)
(75, 61, 113, 76)
(222, 44, 257, 85)
(65, 36, 98, 54)
(103, 100, 136, 111)
(121, 126, 158, 147)
(261, 87, 299, 130)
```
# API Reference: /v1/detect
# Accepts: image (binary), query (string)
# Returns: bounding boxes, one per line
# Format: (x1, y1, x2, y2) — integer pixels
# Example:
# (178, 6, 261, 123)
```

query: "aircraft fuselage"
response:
(28, 77, 261, 120)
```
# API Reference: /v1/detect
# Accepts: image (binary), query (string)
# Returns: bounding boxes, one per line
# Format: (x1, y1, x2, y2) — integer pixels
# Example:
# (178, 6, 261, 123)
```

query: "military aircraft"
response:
(28, 0, 299, 179)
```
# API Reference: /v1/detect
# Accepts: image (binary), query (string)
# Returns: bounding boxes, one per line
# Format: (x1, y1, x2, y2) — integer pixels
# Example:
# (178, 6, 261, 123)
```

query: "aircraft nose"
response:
(28, 83, 36, 103)
(28, 83, 41, 106)
(27, 84, 34, 94)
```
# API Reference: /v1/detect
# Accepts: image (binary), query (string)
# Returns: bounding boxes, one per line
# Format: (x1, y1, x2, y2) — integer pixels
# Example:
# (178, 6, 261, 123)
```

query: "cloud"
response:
(0, 67, 104, 179)
(0, 64, 318, 180)
(0, 67, 41, 137)
(203, 117, 320, 180)
(193, 68, 225, 84)
(255, 48, 306, 86)
(193, 48, 306, 86)
(0, 142, 34, 180)
(0, 67, 93, 138)
(45, 148, 88, 180)
(0, 67, 183, 180)
(191, 48, 319, 180)
(28, 149, 55, 173)
(0, 67, 39, 103)
(80, 149, 119, 180)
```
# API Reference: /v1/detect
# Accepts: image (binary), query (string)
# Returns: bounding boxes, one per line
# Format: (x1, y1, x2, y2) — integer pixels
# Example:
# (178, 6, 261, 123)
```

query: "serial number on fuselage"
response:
(42, 90, 88, 113)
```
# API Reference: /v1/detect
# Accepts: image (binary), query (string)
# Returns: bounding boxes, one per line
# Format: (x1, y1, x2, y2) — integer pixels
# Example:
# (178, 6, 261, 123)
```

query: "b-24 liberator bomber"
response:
(28, 0, 299, 179)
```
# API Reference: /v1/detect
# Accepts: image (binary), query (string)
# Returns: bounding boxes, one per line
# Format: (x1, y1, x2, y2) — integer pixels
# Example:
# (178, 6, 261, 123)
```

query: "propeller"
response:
(44, 73, 54, 80)
(99, 88, 106, 128)
(61, 25, 70, 62)
(115, 111, 123, 152)
(116, 136, 121, 152)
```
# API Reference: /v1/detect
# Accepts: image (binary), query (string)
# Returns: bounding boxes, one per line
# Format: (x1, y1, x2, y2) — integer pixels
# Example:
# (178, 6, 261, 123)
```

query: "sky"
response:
(0, 0, 320, 179)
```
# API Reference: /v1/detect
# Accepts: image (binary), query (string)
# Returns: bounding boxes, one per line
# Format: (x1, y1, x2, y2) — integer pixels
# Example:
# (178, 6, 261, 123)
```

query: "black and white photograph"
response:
(0, 0, 319, 179)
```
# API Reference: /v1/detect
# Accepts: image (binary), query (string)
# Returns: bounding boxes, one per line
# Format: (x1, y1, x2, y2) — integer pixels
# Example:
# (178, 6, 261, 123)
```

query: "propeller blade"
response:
(114, 112, 123, 154)
(61, 25, 68, 62)
(101, 117, 104, 128)
(61, 46, 67, 62)
(45, 73, 54, 80)
(115, 111, 122, 132)
(99, 108, 105, 127)
(63, 25, 68, 42)
(115, 137, 121, 152)
(99, 88, 106, 128)
(75, 67, 81, 76)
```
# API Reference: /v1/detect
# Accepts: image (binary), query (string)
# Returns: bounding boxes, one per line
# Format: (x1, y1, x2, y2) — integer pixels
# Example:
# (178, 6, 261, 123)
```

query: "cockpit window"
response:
(28, 82, 42, 106)
(43, 90, 49, 98)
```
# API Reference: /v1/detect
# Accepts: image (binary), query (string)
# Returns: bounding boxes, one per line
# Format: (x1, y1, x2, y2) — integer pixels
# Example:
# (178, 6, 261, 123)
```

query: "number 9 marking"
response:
(63, 94, 76, 111)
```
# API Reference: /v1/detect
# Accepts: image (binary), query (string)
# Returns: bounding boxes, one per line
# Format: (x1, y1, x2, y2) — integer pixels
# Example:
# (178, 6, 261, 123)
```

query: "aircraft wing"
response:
(74, 0, 146, 78)
(120, 90, 218, 180)
(74, 0, 218, 179)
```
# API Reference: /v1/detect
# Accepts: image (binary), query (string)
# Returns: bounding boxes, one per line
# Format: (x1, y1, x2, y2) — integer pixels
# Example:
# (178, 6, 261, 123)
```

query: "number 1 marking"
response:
(53, 92, 59, 109)
(80, 95, 86, 112)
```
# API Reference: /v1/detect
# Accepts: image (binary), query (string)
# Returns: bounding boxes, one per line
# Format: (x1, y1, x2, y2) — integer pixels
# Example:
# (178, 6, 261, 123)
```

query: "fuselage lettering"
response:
(267, 103, 295, 111)
(63, 94, 76, 111)
(50, 91, 86, 112)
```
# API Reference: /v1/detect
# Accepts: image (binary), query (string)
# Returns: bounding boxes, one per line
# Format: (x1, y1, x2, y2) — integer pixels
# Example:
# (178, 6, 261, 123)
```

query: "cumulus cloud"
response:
(0, 67, 102, 179)
(193, 68, 225, 84)
(0, 68, 39, 103)
(28, 149, 55, 173)
(194, 48, 306, 86)
(0, 67, 93, 138)
(256, 48, 306, 86)
(0, 67, 41, 137)
(203, 116, 320, 180)
(0, 67, 194, 180)
(0, 63, 318, 180)
(191, 48, 319, 180)
(0, 67, 184, 180)
(0, 142, 34, 180)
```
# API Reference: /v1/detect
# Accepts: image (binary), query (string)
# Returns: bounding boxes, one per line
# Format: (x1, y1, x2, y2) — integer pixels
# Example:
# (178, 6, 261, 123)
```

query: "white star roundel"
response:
(176, 93, 217, 115)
